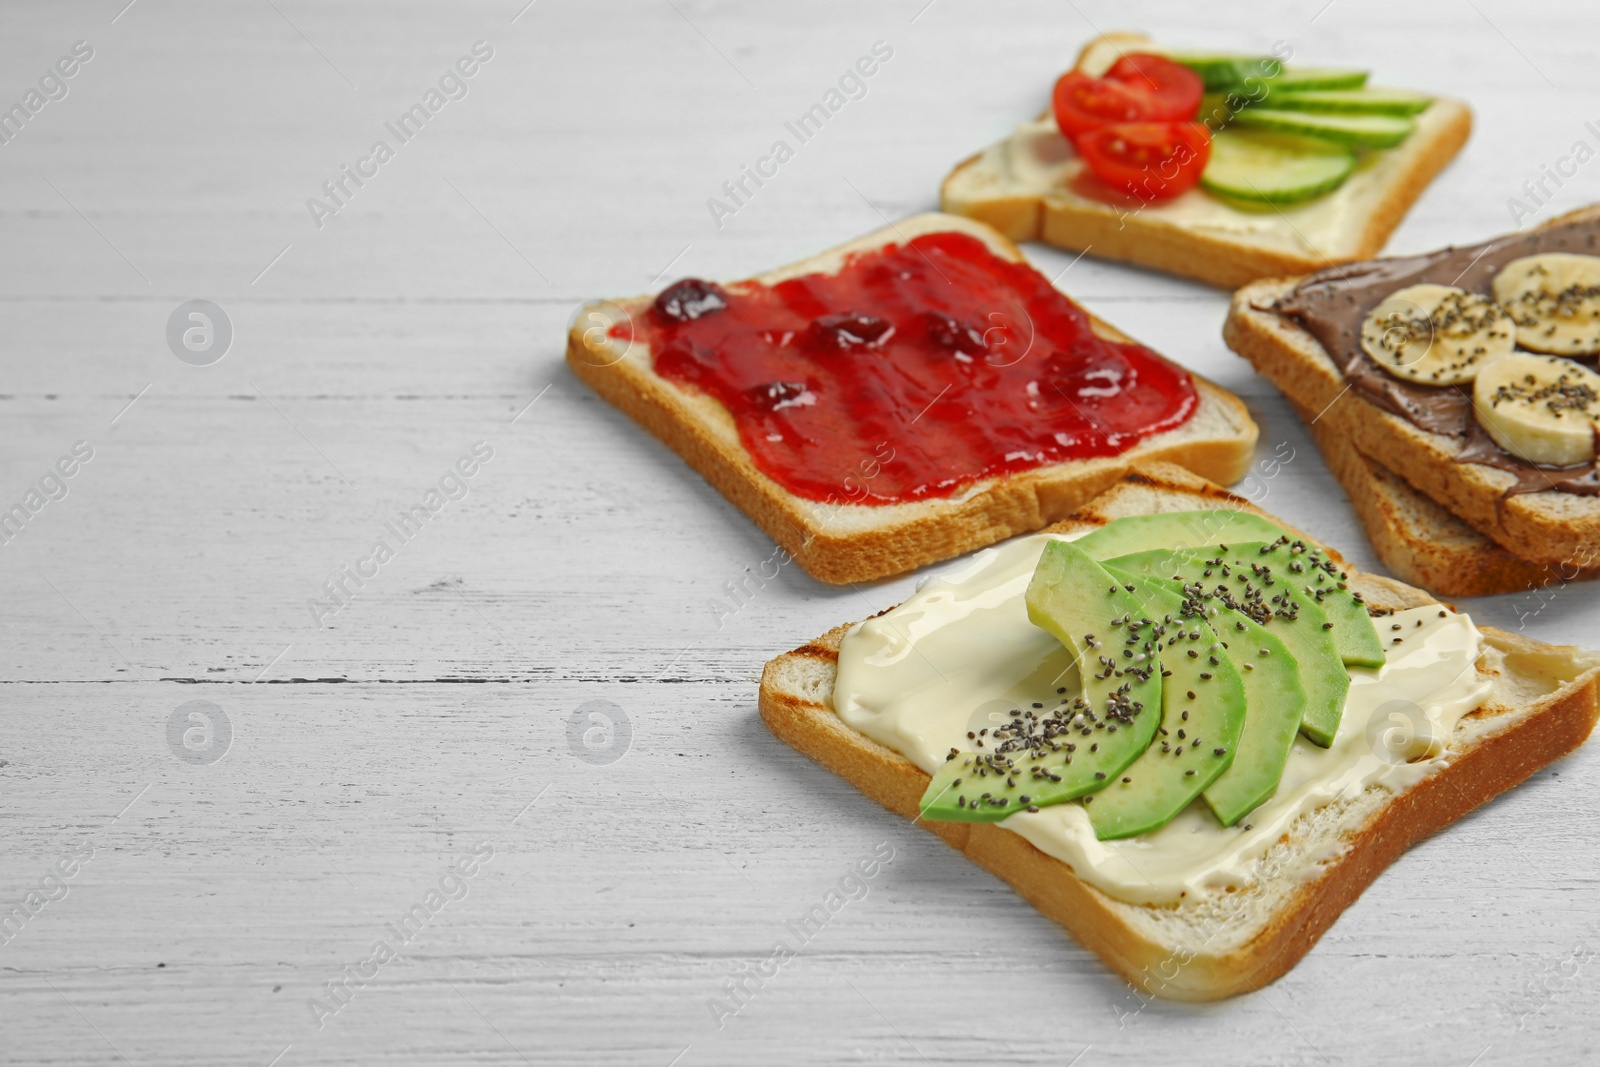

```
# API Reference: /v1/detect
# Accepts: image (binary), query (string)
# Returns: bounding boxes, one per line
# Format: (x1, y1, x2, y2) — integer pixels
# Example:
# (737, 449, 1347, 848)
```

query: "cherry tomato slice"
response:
(1076, 122, 1211, 201)
(1052, 71, 1151, 141)
(1104, 54, 1204, 121)
(1052, 54, 1204, 143)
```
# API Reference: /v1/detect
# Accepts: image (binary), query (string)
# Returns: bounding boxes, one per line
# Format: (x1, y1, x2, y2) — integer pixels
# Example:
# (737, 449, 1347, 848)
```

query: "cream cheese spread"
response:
(833, 533, 1492, 906)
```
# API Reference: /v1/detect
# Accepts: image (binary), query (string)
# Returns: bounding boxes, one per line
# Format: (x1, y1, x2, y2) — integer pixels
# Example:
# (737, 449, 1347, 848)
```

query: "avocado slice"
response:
(1151, 539, 1384, 667)
(1198, 609, 1305, 825)
(1076, 514, 1383, 666)
(1099, 570, 1307, 827)
(1083, 571, 1247, 840)
(1106, 547, 1349, 747)
(1073, 509, 1289, 562)
(918, 540, 1162, 822)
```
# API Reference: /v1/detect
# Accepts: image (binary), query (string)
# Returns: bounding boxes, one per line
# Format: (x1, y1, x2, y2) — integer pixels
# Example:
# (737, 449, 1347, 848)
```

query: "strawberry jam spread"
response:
(632, 231, 1198, 505)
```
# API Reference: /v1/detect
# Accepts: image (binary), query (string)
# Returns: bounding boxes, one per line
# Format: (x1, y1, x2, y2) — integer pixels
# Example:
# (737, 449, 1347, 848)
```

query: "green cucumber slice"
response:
(1230, 107, 1414, 149)
(1198, 91, 1235, 131)
(1200, 129, 1356, 205)
(1159, 51, 1281, 91)
(1267, 88, 1433, 116)
(1267, 66, 1369, 92)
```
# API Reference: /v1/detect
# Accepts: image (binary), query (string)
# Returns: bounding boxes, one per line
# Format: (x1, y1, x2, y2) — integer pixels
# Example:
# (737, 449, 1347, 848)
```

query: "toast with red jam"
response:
(567, 213, 1256, 583)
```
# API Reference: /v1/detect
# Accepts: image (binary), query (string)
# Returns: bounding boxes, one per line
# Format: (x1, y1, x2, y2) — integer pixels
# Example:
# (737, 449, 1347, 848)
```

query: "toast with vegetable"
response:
(941, 32, 1472, 288)
(760, 463, 1600, 1000)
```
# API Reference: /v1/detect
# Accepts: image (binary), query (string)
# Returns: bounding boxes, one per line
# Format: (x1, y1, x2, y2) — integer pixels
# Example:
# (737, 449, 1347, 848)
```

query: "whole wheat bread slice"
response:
(759, 462, 1600, 1000)
(568, 213, 1256, 584)
(1288, 395, 1600, 596)
(940, 32, 1472, 289)
(1225, 208, 1600, 570)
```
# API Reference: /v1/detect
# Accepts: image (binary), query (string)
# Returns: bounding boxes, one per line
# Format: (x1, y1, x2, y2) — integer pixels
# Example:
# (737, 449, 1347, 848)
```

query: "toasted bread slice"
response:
(1287, 395, 1600, 596)
(568, 213, 1256, 584)
(1227, 267, 1600, 569)
(940, 32, 1472, 289)
(759, 463, 1600, 1001)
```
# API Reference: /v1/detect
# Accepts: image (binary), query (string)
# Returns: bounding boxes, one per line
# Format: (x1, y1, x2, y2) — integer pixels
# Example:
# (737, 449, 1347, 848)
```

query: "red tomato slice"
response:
(1052, 53, 1204, 143)
(1052, 71, 1150, 140)
(1104, 54, 1204, 121)
(1077, 122, 1211, 201)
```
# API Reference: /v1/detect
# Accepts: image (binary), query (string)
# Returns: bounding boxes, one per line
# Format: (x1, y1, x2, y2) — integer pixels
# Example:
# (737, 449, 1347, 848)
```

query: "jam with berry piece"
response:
(628, 231, 1198, 505)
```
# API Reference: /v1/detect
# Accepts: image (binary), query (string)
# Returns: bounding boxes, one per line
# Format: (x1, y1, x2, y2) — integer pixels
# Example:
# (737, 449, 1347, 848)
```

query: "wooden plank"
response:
(3, 0, 1599, 1063)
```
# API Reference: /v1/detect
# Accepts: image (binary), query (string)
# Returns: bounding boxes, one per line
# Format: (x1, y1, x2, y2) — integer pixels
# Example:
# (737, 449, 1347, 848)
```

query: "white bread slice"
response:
(940, 32, 1473, 289)
(759, 462, 1600, 1001)
(567, 213, 1256, 584)
(1287, 394, 1600, 596)
(1224, 212, 1600, 570)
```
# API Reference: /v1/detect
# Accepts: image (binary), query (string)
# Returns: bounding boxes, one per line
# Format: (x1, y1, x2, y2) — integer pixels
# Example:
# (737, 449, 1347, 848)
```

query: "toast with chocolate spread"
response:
(568, 213, 1256, 584)
(1225, 205, 1600, 587)
(759, 463, 1600, 1000)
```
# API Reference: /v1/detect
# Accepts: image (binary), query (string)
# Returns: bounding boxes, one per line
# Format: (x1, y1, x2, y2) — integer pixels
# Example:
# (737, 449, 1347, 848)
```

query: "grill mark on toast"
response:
(1122, 468, 1253, 508)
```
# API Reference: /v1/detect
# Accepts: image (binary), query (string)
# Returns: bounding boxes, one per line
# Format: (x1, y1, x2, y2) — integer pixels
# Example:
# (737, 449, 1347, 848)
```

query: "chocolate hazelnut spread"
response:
(1270, 218, 1600, 497)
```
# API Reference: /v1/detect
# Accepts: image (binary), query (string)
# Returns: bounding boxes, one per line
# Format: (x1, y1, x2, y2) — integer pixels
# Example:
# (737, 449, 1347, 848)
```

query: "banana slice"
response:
(1473, 352, 1600, 466)
(1359, 283, 1515, 385)
(1491, 252, 1600, 355)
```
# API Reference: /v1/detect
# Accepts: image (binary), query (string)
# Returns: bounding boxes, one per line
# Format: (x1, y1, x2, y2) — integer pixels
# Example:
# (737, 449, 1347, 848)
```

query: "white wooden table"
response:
(4, 1, 1599, 1063)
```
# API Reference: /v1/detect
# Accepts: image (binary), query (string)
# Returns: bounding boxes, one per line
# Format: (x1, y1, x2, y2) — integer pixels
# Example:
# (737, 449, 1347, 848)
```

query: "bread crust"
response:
(1225, 273, 1600, 569)
(568, 214, 1256, 584)
(1287, 395, 1600, 596)
(938, 33, 1473, 289)
(758, 463, 1600, 1000)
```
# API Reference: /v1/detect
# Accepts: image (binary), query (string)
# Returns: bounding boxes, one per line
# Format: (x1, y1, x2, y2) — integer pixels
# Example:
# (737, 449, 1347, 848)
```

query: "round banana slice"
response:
(1491, 252, 1600, 355)
(1359, 283, 1515, 385)
(1473, 352, 1600, 466)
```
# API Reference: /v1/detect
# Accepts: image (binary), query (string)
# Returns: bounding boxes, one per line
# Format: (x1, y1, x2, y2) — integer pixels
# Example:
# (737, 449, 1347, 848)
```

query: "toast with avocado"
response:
(941, 32, 1472, 288)
(759, 463, 1600, 1000)
(567, 213, 1256, 584)
(1225, 204, 1600, 588)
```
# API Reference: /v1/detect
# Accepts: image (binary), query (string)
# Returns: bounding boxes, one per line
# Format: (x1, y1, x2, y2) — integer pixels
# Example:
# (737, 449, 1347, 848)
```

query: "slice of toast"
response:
(568, 213, 1256, 584)
(1225, 230, 1600, 570)
(1288, 395, 1600, 596)
(940, 32, 1473, 289)
(759, 462, 1600, 1001)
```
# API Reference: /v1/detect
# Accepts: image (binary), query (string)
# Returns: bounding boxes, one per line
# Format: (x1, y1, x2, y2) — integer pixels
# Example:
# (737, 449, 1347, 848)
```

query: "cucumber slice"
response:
(1268, 88, 1433, 116)
(1198, 91, 1236, 131)
(1160, 51, 1281, 90)
(1267, 66, 1369, 92)
(1200, 130, 1356, 205)
(1230, 107, 1414, 149)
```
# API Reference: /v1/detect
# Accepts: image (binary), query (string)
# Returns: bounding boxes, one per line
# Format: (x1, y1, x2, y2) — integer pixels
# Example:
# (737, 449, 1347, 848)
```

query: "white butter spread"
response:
(834, 534, 1492, 906)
